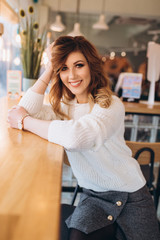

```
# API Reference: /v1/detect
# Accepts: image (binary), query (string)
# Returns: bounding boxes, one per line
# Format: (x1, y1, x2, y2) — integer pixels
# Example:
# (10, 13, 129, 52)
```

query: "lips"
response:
(69, 80, 82, 87)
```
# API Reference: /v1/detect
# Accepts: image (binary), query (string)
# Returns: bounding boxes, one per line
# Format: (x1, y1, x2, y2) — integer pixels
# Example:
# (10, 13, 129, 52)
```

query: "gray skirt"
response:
(66, 185, 160, 240)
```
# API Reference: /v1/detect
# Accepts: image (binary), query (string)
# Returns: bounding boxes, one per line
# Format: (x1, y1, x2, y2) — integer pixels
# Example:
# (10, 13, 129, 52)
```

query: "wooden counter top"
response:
(123, 101, 160, 115)
(0, 96, 64, 240)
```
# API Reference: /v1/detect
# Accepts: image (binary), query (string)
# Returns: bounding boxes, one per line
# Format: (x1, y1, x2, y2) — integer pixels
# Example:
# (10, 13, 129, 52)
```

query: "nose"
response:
(69, 67, 76, 80)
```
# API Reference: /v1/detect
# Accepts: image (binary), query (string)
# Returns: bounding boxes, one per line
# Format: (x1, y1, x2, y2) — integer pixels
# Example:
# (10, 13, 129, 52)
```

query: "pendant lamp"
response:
(50, 0, 66, 32)
(50, 14, 66, 32)
(68, 22, 83, 37)
(67, 0, 84, 37)
(92, 0, 109, 30)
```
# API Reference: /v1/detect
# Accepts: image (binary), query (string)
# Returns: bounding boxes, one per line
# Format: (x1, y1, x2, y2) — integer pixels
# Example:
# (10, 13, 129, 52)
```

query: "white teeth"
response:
(70, 81, 81, 86)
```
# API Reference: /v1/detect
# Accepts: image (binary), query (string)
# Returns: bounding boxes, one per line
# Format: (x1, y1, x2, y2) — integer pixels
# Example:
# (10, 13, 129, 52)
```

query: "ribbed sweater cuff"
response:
(18, 88, 44, 114)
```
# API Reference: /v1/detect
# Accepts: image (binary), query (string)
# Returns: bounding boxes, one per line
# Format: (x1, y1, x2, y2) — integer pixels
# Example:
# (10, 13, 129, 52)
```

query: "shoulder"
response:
(111, 94, 123, 104)
(111, 95, 125, 110)
(92, 95, 125, 116)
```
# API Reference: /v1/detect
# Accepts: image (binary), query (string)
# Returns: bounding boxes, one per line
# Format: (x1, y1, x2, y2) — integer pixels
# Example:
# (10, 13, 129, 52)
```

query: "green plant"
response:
(19, 6, 47, 79)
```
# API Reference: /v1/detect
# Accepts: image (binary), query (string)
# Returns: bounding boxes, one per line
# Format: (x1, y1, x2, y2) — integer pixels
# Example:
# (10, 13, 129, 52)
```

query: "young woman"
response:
(8, 36, 160, 240)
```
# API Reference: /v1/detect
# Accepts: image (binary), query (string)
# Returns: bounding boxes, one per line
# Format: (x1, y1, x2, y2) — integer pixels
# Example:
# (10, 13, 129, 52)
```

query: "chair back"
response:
(126, 140, 160, 209)
(126, 141, 160, 165)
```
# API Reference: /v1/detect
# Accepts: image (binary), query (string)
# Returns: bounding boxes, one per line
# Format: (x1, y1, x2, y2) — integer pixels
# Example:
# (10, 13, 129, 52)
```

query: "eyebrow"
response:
(73, 60, 85, 65)
(63, 60, 85, 67)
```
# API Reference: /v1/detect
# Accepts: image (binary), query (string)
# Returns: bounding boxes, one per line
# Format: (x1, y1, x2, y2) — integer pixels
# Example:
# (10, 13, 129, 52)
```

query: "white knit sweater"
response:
(19, 89, 146, 192)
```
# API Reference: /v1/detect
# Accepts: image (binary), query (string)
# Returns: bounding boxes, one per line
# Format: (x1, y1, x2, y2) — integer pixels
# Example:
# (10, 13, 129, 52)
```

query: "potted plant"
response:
(19, 6, 47, 91)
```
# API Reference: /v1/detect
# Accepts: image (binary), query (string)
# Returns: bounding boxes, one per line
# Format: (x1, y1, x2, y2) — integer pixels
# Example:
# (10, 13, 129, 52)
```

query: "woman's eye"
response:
(76, 63, 84, 68)
(61, 66, 68, 71)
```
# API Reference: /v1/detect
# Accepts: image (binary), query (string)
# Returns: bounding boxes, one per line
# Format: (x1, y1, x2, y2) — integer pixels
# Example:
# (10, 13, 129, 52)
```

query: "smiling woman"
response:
(59, 51, 91, 103)
(49, 36, 112, 120)
(7, 36, 160, 240)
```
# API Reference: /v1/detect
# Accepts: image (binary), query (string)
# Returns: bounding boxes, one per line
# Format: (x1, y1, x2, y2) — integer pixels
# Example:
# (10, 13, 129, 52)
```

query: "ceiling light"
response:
(67, 0, 84, 37)
(50, 14, 66, 32)
(92, 0, 109, 30)
(67, 22, 83, 37)
(92, 14, 109, 30)
(121, 51, 126, 57)
(50, 0, 66, 32)
(110, 51, 115, 57)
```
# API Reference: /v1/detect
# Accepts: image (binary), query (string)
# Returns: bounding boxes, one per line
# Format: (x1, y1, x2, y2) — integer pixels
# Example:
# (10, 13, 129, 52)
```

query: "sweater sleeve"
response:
(48, 96, 125, 151)
(18, 88, 58, 120)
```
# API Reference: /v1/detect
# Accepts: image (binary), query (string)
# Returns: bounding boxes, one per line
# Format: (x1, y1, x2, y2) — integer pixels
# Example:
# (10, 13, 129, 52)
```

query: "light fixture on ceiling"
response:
(67, 0, 84, 37)
(50, 0, 66, 32)
(121, 51, 126, 57)
(92, 0, 109, 30)
(50, 15, 66, 32)
(68, 22, 83, 37)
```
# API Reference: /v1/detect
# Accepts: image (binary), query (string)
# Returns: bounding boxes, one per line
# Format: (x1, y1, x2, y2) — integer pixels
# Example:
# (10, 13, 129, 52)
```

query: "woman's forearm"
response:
(31, 65, 53, 95)
(23, 116, 51, 140)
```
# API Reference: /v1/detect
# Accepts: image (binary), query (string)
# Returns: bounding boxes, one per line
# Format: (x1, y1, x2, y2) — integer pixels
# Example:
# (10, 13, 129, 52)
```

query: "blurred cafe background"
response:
(0, 0, 160, 217)
(1, 0, 160, 142)
(0, 0, 160, 141)
(0, 0, 160, 94)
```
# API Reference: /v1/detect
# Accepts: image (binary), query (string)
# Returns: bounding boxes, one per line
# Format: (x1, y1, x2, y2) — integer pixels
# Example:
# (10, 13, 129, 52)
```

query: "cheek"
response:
(60, 73, 67, 85)
(84, 67, 91, 80)
(84, 72, 91, 85)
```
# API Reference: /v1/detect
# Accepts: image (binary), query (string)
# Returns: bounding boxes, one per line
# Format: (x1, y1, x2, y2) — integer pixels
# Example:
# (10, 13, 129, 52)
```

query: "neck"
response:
(76, 96, 88, 104)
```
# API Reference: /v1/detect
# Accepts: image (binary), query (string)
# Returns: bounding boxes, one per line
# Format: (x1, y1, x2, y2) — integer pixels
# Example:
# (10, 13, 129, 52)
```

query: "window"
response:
(0, 17, 22, 97)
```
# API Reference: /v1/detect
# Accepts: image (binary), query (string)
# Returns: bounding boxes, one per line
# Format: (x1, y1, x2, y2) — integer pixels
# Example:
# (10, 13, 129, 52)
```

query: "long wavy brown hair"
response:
(49, 36, 112, 119)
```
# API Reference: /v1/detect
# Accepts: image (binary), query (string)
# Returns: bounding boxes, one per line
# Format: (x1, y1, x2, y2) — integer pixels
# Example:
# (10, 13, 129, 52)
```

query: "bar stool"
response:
(126, 141, 160, 210)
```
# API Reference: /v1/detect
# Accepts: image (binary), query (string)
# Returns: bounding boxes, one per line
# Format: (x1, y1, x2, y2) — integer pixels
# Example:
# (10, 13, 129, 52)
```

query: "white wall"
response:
(7, 0, 160, 18)
(45, 0, 160, 18)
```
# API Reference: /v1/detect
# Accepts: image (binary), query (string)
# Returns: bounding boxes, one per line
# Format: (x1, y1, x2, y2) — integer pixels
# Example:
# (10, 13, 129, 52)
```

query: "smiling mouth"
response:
(69, 80, 82, 87)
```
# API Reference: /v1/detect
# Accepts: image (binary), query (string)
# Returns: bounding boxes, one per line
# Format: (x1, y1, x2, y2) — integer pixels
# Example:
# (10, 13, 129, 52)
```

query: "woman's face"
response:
(59, 51, 91, 103)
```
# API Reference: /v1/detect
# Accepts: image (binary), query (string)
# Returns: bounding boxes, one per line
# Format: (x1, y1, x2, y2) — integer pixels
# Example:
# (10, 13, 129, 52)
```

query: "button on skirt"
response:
(66, 185, 160, 240)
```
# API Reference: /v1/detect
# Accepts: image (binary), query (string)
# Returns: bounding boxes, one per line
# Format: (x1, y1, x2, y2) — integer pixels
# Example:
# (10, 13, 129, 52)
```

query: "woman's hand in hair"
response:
(31, 42, 55, 94)
(45, 42, 55, 68)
